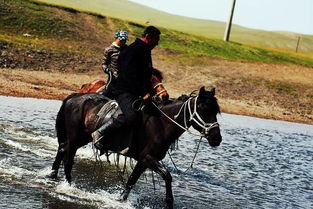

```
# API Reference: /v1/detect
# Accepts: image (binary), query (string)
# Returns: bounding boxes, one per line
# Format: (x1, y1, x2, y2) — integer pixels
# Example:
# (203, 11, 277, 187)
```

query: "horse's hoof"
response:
(65, 176, 72, 184)
(165, 204, 173, 209)
(47, 170, 58, 179)
(119, 189, 130, 201)
(165, 198, 174, 209)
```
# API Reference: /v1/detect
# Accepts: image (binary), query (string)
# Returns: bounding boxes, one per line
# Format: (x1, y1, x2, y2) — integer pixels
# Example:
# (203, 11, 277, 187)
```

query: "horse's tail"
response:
(56, 93, 78, 145)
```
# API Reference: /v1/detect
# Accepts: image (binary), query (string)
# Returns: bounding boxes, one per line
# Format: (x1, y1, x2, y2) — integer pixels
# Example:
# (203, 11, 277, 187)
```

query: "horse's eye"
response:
(197, 104, 206, 109)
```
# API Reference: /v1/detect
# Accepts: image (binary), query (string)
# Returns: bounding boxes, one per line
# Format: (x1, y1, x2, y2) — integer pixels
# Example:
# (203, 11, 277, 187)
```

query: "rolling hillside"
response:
(1, 0, 312, 68)
(34, 0, 313, 53)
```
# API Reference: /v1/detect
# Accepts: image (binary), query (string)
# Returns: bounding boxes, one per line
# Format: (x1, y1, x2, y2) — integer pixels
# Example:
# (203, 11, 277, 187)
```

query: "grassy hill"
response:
(0, 0, 312, 124)
(34, 0, 313, 54)
(1, 0, 313, 69)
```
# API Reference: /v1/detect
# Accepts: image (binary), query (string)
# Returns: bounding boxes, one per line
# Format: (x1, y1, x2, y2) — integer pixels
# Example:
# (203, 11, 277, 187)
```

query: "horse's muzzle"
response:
(208, 138, 222, 147)
(206, 130, 222, 147)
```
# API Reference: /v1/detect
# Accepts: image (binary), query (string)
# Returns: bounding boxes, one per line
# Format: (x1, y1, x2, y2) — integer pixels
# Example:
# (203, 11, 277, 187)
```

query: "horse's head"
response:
(151, 75, 169, 101)
(191, 86, 222, 147)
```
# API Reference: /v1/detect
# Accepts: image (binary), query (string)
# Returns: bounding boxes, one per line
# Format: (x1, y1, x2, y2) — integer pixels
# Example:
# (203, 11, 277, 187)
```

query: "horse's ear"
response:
(210, 88, 215, 96)
(199, 86, 205, 96)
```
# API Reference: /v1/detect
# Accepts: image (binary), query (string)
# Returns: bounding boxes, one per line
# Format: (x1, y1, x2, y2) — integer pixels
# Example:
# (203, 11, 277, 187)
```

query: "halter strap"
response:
(188, 96, 219, 135)
(153, 82, 164, 89)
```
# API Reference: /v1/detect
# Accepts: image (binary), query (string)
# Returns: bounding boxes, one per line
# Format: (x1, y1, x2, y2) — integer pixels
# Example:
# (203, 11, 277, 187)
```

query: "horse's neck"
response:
(161, 99, 194, 141)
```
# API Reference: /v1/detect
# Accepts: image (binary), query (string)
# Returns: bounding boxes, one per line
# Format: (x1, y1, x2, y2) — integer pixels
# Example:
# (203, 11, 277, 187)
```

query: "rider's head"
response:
(141, 26, 160, 49)
(114, 29, 128, 46)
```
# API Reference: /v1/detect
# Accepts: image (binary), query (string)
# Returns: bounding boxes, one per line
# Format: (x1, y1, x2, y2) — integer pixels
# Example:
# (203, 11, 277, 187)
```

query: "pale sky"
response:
(129, 0, 313, 35)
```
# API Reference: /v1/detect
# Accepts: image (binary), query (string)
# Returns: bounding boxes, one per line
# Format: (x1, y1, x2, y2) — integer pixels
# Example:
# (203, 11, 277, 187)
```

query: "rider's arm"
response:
(102, 47, 112, 74)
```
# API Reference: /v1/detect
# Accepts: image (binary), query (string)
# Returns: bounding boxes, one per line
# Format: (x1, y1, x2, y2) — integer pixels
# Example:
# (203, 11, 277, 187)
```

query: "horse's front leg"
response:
(120, 161, 146, 200)
(143, 154, 174, 209)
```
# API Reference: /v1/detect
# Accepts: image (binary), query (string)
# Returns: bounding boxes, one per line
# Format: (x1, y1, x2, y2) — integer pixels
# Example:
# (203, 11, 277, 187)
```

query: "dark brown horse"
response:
(49, 86, 222, 209)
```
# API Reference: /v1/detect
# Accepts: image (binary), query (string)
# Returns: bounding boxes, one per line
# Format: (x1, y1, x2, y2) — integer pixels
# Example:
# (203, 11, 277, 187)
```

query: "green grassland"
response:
(1, 0, 313, 68)
(34, 0, 313, 53)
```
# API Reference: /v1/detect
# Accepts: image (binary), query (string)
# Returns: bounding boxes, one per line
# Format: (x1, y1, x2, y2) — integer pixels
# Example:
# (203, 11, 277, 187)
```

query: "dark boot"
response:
(92, 121, 112, 150)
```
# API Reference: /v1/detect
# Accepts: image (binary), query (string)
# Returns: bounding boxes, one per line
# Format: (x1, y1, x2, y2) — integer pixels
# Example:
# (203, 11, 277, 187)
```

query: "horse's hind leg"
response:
(48, 143, 66, 179)
(63, 142, 78, 183)
(120, 161, 146, 201)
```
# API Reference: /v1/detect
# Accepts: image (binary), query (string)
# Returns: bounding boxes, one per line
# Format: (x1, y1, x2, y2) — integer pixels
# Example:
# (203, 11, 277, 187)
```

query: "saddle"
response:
(95, 99, 133, 154)
(96, 100, 121, 128)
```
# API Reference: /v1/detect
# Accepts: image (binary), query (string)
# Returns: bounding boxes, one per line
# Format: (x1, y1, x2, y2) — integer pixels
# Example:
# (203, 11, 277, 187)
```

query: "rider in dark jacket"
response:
(114, 37, 153, 97)
(92, 26, 161, 151)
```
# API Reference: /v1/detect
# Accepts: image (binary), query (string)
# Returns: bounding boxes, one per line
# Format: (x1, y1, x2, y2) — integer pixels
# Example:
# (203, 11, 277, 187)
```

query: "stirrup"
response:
(92, 131, 104, 150)
(94, 138, 104, 150)
(119, 147, 129, 155)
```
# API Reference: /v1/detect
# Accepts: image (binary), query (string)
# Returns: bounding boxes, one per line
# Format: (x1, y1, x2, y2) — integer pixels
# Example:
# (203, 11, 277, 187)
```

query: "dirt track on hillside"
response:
(1, 56, 312, 125)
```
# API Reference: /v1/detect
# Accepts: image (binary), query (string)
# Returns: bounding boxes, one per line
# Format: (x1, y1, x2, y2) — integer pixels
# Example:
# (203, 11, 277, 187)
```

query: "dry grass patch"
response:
(0, 68, 102, 99)
(153, 56, 313, 124)
(1, 58, 312, 125)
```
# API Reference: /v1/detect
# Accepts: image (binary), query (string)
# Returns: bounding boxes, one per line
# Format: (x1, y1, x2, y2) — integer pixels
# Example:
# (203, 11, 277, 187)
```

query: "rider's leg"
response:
(92, 93, 139, 149)
(92, 113, 126, 148)
(99, 74, 117, 98)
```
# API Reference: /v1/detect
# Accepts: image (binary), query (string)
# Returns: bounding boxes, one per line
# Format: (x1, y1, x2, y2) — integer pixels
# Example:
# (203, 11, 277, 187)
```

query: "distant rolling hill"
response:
(35, 0, 313, 53)
(1, 0, 312, 68)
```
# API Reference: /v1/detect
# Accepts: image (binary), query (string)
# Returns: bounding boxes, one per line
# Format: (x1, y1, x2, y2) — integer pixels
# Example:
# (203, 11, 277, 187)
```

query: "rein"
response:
(167, 136, 203, 173)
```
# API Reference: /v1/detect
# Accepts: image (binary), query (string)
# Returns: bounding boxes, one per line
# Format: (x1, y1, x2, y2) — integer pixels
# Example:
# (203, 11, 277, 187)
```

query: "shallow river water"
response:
(0, 95, 312, 209)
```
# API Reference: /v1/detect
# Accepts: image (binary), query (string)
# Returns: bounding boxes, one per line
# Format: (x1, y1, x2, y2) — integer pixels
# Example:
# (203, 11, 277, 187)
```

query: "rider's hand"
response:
(143, 93, 151, 100)
(103, 68, 110, 74)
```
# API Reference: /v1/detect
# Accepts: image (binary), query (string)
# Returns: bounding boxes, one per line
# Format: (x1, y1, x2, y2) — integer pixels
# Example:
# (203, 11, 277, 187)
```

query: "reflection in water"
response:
(0, 95, 312, 209)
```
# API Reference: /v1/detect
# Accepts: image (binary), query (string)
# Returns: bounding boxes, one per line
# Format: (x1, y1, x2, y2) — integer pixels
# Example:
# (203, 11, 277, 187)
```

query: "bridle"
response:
(153, 81, 168, 99)
(150, 74, 169, 100)
(153, 95, 220, 172)
(153, 95, 219, 137)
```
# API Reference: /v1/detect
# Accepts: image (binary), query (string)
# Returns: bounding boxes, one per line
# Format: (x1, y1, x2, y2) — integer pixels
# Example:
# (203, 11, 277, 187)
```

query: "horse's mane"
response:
(176, 94, 190, 102)
(165, 92, 220, 114)
(163, 93, 192, 105)
(160, 94, 193, 108)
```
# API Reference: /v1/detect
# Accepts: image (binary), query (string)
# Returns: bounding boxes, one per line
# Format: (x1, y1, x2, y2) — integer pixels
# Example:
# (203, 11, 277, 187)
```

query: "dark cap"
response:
(142, 26, 161, 37)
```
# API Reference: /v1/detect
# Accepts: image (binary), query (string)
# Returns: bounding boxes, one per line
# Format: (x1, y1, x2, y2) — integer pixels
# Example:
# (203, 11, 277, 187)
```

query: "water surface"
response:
(0, 95, 312, 208)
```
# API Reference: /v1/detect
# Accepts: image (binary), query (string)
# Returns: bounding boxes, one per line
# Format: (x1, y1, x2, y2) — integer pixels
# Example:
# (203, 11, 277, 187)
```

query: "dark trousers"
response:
(98, 92, 140, 137)
(101, 75, 116, 99)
